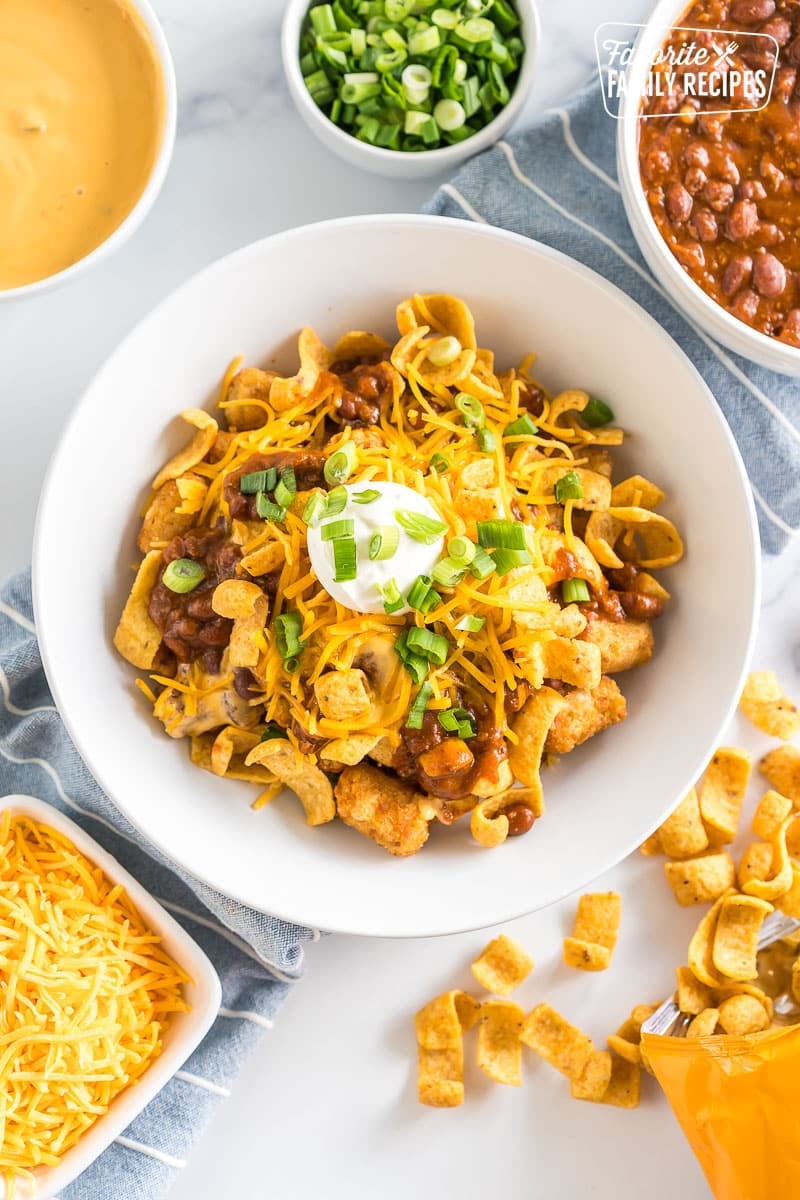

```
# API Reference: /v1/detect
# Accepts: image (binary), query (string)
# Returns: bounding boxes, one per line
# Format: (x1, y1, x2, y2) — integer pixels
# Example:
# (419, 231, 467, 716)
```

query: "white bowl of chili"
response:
(281, 0, 539, 178)
(617, 0, 800, 376)
(34, 214, 759, 937)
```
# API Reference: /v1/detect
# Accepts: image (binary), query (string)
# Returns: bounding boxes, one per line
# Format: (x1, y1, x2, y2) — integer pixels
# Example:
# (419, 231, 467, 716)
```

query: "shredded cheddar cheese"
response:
(0, 813, 189, 1192)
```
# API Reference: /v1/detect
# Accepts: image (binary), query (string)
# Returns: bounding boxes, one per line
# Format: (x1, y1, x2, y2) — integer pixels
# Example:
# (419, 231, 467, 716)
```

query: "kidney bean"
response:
(760, 156, 785, 191)
(684, 166, 707, 194)
(778, 309, 800, 346)
(619, 592, 666, 620)
(740, 180, 767, 201)
(690, 208, 719, 242)
(642, 147, 672, 181)
(730, 0, 775, 21)
(721, 253, 754, 296)
(704, 179, 735, 211)
(755, 222, 782, 246)
(666, 181, 693, 223)
(774, 66, 798, 101)
(753, 251, 788, 296)
(233, 668, 261, 700)
(726, 199, 760, 239)
(505, 804, 535, 838)
(718, 154, 741, 185)
(729, 288, 760, 322)
(788, 34, 800, 65)
(684, 141, 711, 169)
(698, 114, 727, 141)
(674, 240, 706, 271)
(759, 16, 792, 44)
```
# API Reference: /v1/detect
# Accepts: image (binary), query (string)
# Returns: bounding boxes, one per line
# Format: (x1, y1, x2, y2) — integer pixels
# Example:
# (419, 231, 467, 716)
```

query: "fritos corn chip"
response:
(520, 1003, 593, 1081)
(658, 789, 709, 859)
(476, 1000, 525, 1086)
(698, 747, 751, 845)
(570, 1049, 613, 1101)
(414, 990, 481, 1108)
(607, 1003, 659, 1066)
(793, 959, 800, 1004)
(741, 671, 800, 740)
(741, 818, 793, 902)
(676, 966, 714, 1015)
(245, 739, 334, 826)
(151, 408, 218, 491)
(712, 894, 773, 981)
(752, 790, 794, 840)
(717, 993, 770, 1036)
(759, 745, 800, 806)
(112, 550, 164, 670)
(687, 1008, 720, 1037)
(563, 892, 621, 972)
(664, 852, 736, 907)
(688, 889, 736, 986)
(470, 934, 533, 997)
(639, 830, 663, 856)
(738, 842, 774, 890)
(777, 864, 800, 918)
(601, 1054, 641, 1108)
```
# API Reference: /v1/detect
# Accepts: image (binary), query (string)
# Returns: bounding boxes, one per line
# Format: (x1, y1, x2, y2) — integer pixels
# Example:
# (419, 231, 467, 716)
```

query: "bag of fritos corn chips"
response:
(642, 925, 800, 1200)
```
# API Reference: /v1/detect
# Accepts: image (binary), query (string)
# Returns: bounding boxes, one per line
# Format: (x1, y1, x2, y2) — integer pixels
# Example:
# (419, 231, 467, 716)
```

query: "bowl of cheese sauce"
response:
(0, 0, 176, 298)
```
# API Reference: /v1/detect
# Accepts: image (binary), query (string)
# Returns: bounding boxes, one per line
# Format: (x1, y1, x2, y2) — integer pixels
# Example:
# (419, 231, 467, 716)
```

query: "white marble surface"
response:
(1, 0, 799, 1197)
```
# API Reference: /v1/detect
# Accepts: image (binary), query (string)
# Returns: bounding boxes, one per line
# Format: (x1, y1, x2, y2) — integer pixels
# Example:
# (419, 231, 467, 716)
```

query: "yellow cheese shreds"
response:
(0, 813, 189, 1192)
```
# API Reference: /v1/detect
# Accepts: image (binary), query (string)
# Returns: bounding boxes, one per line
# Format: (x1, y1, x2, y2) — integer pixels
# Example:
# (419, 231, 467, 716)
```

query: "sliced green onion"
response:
(453, 56, 468, 81)
(324, 485, 348, 517)
(260, 724, 288, 742)
(395, 508, 447, 544)
(447, 536, 476, 566)
(419, 587, 441, 613)
(324, 441, 358, 485)
(562, 578, 591, 604)
(468, 546, 497, 580)
(433, 8, 459, 28)
(321, 518, 355, 541)
(352, 488, 380, 504)
(351, 26, 367, 55)
(406, 574, 435, 610)
(456, 614, 485, 632)
(240, 469, 271, 494)
(490, 547, 532, 575)
(426, 335, 462, 366)
(461, 74, 480, 117)
(378, 577, 404, 614)
(429, 452, 450, 473)
(476, 427, 496, 452)
(274, 478, 295, 508)
(341, 79, 382, 104)
(406, 681, 434, 729)
(454, 391, 485, 428)
(406, 626, 450, 665)
(383, 27, 406, 50)
(274, 612, 304, 661)
(302, 491, 327, 527)
(402, 63, 432, 88)
(332, 536, 358, 582)
(476, 519, 526, 549)
(369, 525, 400, 560)
(437, 708, 460, 732)
(431, 557, 466, 588)
(385, 0, 414, 18)
(582, 397, 615, 427)
(554, 471, 583, 503)
(433, 98, 465, 129)
(344, 69, 379, 84)
(503, 413, 538, 441)
(309, 3, 337, 36)
(256, 494, 286, 522)
(162, 558, 205, 594)
(457, 719, 476, 738)
(455, 16, 495, 42)
(408, 23, 440, 54)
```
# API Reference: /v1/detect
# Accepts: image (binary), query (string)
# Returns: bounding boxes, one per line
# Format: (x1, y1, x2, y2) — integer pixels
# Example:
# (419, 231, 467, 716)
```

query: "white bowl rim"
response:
(616, 0, 800, 372)
(32, 213, 761, 936)
(280, 0, 540, 167)
(0, 0, 177, 303)
(0, 793, 221, 1199)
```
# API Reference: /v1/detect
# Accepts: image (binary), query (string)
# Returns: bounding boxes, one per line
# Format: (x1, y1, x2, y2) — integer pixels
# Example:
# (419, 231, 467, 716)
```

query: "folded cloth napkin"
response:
(0, 572, 318, 1198)
(424, 75, 800, 556)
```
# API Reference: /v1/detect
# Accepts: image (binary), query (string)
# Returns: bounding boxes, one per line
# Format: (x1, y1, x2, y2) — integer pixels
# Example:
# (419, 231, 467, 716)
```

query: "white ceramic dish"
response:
(0, 0, 177, 304)
(33, 214, 760, 937)
(281, 0, 539, 178)
(617, 0, 800, 377)
(0, 794, 221, 1200)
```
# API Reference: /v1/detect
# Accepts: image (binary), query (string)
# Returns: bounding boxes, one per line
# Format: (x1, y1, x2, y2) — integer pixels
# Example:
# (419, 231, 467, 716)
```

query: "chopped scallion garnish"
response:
(490, 547, 532, 575)
(476, 519, 526, 550)
(352, 489, 380, 504)
(378, 577, 404, 614)
(405, 626, 450, 665)
(429, 453, 450, 474)
(162, 558, 205, 594)
(256, 493, 286, 522)
(456, 614, 485, 632)
(476, 427, 496, 453)
(274, 612, 304, 664)
(454, 392, 485, 429)
(562, 578, 591, 605)
(406, 574, 437, 611)
(260, 724, 288, 741)
(395, 508, 447, 544)
(438, 707, 477, 737)
(406, 681, 434, 729)
(503, 413, 538, 442)
(468, 546, 497, 580)
(447, 536, 476, 566)
(302, 491, 327, 527)
(324, 485, 348, 517)
(394, 629, 429, 684)
(426, 335, 462, 367)
(554, 472, 583, 503)
(369, 525, 400, 561)
(582, 397, 615, 427)
(324, 440, 358, 485)
(431, 558, 466, 588)
(332, 536, 358, 582)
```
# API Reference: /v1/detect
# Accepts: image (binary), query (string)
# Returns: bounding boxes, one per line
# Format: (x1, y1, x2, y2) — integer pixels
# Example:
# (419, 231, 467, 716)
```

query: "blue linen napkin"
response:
(0, 571, 318, 1199)
(424, 75, 800, 556)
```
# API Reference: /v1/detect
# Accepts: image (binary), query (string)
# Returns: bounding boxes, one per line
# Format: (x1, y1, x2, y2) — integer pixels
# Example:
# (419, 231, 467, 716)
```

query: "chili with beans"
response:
(639, 0, 800, 344)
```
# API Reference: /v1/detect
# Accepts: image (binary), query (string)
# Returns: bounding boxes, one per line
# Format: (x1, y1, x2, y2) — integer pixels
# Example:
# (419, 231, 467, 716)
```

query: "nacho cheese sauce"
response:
(0, 0, 165, 290)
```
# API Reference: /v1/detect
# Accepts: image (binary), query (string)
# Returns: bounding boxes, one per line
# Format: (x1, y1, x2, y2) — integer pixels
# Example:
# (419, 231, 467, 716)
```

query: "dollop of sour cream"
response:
(306, 481, 446, 614)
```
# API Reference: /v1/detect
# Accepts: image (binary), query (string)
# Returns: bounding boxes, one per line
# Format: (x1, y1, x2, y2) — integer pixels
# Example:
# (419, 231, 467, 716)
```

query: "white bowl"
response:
(281, 0, 539, 178)
(0, 795, 220, 1200)
(617, 0, 800, 377)
(0, 0, 177, 303)
(33, 214, 760, 937)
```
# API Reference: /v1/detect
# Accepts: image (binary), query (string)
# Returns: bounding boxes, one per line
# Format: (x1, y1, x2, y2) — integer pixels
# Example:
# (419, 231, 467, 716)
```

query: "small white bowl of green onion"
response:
(282, 0, 539, 178)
